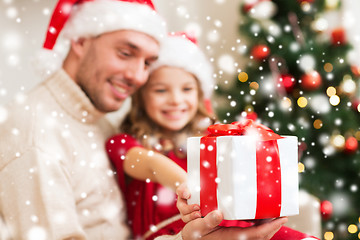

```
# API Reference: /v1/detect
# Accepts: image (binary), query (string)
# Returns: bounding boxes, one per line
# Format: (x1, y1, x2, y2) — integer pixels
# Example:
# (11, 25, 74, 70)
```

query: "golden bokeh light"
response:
(331, 134, 345, 150)
(348, 224, 358, 234)
(313, 119, 323, 129)
(324, 231, 334, 240)
(249, 82, 259, 90)
(356, 131, 360, 141)
(325, 0, 340, 9)
(326, 86, 336, 97)
(324, 63, 333, 72)
(298, 162, 305, 173)
(238, 72, 248, 82)
(245, 105, 254, 113)
(343, 74, 352, 81)
(297, 97, 308, 108)
(281, 97, 292, 109)
(300, 1, 311, 12)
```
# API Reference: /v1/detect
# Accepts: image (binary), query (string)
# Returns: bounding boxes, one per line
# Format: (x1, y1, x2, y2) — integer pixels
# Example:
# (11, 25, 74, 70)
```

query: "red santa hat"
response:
(36, 0, 167, 76)
(150, 32, 214, 99)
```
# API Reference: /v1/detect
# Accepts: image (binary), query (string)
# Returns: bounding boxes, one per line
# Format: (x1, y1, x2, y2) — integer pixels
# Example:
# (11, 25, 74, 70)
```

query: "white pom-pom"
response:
(31, 48, 65, 79)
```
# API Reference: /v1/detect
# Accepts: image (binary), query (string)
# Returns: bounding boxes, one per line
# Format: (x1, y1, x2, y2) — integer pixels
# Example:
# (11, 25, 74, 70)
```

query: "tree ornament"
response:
(278, 74, 296, 93)
(350, 65, 360, 77)
(297, 0, 315, 3)
(237, 110, 258, 122)
(298, 142, 307, 159)
(340, 78, 356, 96)
(311, 17, 329, 33)
(300, 70, 322, 90)
(344, 136, 358, 154)
(248, 1, 277, 20)
(330, 134, 345, 151)
(298, 54, 316, 72)
(246, 111, 258, 121)
(320, 200, 333, 220)
(251, 44, 270, 61)
(352, 99, 360, 112)
(309, 94, 331, 114)
(331, 27, 346, 46)
(242, 0, 268, 13)
(325, 0, 340, 10)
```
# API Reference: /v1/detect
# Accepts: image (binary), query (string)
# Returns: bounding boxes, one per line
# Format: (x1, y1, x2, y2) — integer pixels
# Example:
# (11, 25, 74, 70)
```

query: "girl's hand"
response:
(176, 183, 201, 223)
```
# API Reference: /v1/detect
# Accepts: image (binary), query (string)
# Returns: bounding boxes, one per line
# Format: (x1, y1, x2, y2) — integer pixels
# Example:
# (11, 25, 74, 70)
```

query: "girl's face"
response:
(142, 66, 199, 132)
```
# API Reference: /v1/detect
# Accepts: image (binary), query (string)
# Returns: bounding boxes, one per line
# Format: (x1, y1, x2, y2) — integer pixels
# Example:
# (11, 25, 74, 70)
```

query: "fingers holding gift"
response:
(176, 197, 201, 223)
(181, 205, 201, 223)
(176, 183, 201, 223)
(181, 210, 223, 240)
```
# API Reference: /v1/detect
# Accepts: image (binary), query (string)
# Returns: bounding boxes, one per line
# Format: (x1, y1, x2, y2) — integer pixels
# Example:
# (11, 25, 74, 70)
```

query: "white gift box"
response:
(187, 135, 299, 220)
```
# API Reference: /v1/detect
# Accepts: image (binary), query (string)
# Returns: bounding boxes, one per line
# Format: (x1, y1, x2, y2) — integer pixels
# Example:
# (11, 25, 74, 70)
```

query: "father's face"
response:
(75, 30, 160, 113)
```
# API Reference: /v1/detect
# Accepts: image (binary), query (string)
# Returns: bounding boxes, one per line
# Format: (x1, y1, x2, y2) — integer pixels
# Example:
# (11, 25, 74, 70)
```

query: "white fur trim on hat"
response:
(34, 0, 167, 78)
(150, 35, 214, 98)
(62, 0, 167, 44)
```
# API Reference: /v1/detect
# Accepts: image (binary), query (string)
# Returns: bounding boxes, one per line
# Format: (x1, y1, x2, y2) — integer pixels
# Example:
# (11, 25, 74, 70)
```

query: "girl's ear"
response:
(70, 37, 90, 58)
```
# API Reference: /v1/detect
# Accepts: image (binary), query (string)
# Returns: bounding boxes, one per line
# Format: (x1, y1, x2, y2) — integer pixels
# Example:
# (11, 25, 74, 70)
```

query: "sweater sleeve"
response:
(0, 147, 86, 240)
(154, 232, 183, 240)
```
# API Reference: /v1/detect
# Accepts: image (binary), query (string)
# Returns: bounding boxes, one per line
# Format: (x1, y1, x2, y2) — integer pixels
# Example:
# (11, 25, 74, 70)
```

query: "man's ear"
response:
(70, 37, 90, 58)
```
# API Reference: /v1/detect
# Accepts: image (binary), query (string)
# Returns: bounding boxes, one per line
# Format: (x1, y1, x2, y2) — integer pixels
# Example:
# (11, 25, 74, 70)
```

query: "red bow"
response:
(207, 119, 282, 141)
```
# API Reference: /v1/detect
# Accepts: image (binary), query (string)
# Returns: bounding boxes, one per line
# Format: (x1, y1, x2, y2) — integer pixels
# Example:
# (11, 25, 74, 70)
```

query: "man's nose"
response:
(124, 60, 148, 87)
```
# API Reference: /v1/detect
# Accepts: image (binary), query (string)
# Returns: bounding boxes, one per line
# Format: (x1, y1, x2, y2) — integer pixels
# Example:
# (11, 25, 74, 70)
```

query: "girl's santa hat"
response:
(36, 0, 167, 76)
(150, 32, 214, 99)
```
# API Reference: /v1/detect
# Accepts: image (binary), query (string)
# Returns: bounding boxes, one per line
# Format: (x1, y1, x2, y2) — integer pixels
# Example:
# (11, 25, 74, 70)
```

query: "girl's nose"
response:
(169, 90, 182, 104)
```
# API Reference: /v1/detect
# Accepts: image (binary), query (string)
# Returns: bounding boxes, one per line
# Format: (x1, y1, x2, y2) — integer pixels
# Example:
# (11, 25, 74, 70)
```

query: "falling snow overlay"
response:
(1, 0, 360, 239)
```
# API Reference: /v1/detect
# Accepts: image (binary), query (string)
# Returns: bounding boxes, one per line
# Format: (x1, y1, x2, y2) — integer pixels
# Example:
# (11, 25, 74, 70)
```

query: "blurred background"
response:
(1, 0, 360, 239)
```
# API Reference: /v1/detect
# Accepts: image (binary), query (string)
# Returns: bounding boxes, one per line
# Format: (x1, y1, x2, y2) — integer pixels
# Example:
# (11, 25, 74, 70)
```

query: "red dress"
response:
(106, 134, 320, 240)
(106, 134, 185, 239)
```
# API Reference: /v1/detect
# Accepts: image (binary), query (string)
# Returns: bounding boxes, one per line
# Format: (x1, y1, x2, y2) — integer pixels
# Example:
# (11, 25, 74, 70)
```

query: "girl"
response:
(106, 32, 216, 240)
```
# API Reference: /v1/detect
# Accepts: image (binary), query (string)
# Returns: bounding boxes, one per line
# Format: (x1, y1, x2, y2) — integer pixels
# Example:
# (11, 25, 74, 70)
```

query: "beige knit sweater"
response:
(0, 70, 182, 240)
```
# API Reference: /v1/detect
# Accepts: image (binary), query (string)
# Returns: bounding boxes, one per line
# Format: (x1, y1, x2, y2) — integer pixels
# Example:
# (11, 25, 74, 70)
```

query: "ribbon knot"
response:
(207, 119, 282, 141)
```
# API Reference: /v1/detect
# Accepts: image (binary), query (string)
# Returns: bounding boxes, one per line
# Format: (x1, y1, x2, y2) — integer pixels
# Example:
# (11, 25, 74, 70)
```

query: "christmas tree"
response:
(215, 0, 360, 239)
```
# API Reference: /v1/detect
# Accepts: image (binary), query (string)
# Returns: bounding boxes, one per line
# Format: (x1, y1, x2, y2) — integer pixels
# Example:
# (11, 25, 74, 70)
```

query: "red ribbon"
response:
(207, 119, 282, 141)
(200, 120, 282, 219)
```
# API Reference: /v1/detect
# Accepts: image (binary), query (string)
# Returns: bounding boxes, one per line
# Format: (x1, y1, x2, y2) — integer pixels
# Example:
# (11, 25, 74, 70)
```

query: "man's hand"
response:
(181, 211, 287, 240)
(176, 183, 288, 240)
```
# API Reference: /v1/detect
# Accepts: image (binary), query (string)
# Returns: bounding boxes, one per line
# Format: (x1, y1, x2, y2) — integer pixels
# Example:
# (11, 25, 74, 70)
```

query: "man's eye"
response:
(118, 50, 131, 57)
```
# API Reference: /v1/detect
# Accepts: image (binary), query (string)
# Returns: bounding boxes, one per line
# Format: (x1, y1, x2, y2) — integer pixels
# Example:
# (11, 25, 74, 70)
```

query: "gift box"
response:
(187, 120, 299, 220)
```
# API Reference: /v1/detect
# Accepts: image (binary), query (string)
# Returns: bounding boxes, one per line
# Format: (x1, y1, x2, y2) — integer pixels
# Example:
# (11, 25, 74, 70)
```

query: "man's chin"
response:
(97, 101, 125, 113)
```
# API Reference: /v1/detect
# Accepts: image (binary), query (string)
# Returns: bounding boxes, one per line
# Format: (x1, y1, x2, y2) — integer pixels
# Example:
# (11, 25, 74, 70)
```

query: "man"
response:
(0, 0, 287, 239)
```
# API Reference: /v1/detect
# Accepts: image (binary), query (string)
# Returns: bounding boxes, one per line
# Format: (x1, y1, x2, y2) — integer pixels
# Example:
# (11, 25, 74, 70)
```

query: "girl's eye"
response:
(183, 87, 194, 91)
(154, 89, 166, 93)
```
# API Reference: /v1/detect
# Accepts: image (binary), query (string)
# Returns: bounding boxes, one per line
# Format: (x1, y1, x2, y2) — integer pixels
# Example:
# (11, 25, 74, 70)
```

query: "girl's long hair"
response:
(120, 75, 216, 155)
